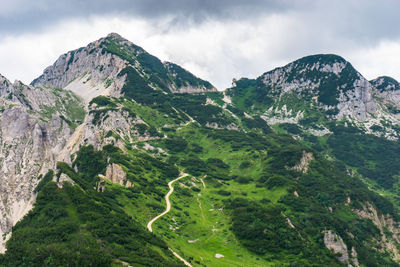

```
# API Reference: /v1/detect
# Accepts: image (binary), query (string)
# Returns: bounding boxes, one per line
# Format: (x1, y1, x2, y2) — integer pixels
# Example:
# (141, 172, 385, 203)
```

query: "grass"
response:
(122, 100, 178, 128)
(38, 87, 85, 124)
(149, 175, 288, 266)
(111, 124, 291, 266)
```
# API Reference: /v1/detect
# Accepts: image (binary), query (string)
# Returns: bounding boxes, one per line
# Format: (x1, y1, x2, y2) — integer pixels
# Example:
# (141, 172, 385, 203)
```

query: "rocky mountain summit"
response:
(32, 33, 216, 102)
(227, 54, 400, 140)
(1, 34, 400, 266)
(0, 33, 217, 252)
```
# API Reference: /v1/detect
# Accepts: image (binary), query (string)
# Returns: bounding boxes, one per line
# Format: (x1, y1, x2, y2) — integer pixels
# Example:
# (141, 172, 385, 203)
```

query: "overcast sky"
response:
(0, 0, 400, 89)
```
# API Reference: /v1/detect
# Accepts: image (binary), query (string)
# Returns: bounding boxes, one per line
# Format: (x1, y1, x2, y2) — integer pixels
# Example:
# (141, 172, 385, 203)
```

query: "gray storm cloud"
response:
(0, 0, 399, 89)
(0, 0, 295, 33)
(3, 0, 400, 42)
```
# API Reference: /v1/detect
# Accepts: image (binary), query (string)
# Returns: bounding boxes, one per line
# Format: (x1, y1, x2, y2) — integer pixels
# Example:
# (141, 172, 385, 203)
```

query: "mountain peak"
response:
(228, 53, 374, 121)
(31, 33, 216, 101)
(370, 76, 400, 92)
(294, 54, 347, 65)
(106, 32, 123, 39)
(0, 74, 11, 90)
(261, 54, 355, 83)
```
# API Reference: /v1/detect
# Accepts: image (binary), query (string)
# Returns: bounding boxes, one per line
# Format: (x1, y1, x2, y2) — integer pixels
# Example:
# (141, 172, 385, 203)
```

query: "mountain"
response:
(31, 33, 216, 100)
(1, 34, 400, 266)
(0, 74, 83, 253)
(227, 54, 379, 120)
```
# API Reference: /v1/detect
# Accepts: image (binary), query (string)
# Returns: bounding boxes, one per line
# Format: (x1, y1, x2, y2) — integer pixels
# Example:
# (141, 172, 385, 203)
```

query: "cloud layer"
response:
(0, 0, 399, 89)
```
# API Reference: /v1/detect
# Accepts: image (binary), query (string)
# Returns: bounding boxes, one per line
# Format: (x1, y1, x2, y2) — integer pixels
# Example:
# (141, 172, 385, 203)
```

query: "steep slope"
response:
(227, 54, 376, 120)
(371, 76, 400, 115)
(30, 34, 224, 163)
(31, 33, 216, 103)
(0, 34, 223, 266)
(224, 54, 400, 263)
(0, 74, 85, 252)
(0, 33, 218, 256)
(1, 35, 400, 266)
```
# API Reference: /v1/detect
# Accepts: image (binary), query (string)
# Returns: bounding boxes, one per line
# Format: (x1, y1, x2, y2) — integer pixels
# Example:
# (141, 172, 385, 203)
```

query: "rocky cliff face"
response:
(31, 35, 128, 102)
(32, 33, 216, 101)
(260, 54, 377, 121)
(354, 202, 400, 260)
(227, 54, 400, 141)
(324, 230, 359, 266)
(0, 76, 82, 252)
(371, 76, 400, 114)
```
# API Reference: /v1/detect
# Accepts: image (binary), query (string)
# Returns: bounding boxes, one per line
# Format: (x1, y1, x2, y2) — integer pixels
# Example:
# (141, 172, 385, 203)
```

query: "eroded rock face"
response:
(0, 78, 75, 252)
(56, 108, 151, 164)
(261, 55, 377, 121)
(324, 230, 349, 262)
(105, 163, 132, 187)
(323, 230, 359, 266)
(32, 33, 216, 102)
(354, 202, 400, 260)
(371, 76, 400, 117)
(336, 78, 377, 121)
(291, 151, 314, 173)
(31, 37, 127, 103)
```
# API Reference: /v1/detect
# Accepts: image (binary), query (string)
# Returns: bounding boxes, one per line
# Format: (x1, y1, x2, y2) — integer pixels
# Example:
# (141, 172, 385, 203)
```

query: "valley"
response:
(0, 33, 400, 266)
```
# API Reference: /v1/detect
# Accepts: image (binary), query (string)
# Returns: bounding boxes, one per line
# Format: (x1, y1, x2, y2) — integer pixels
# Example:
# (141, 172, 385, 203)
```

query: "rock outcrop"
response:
(105, 163, 132, 187)
(31, 35, 128, 103)
(354, 202, 400, 260)
(32, 33, 216, 101)
(260, 54, 377, 121)
(0, 33, 216, 252)
(0, 77, 79, 252)
(324, 230, 359, 266)
(291, 151, 314, 173)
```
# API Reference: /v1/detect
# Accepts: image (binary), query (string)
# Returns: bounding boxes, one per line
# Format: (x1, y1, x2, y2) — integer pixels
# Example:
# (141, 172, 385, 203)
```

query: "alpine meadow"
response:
(1, 31, 400, 267)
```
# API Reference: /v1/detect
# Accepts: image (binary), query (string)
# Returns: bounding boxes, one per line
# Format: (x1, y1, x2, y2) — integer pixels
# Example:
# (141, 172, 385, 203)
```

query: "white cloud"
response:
(0, 13, 399, 90)
(0, 16, 154, 84)
(347, 40, 400, 81)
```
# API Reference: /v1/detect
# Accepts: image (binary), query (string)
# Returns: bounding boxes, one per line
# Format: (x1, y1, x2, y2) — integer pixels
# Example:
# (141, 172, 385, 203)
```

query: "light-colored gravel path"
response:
(147, 173, 188, 232)
(146, 173, 192, 267)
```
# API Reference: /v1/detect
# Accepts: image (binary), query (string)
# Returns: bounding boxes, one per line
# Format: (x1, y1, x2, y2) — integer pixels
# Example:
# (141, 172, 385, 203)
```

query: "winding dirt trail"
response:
(146, 173, 193, 267)
(147, 173, 188, 232)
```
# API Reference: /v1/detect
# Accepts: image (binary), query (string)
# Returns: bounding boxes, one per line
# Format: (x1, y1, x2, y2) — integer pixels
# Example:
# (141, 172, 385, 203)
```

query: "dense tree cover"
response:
(172, 94, 234, 126)
(165, 136, 188, 152)
(73, 145, 107, 183)
(206, 128, 271, 151)
(89, 95, 117, 107)
(0, 182, 182, 267)
(34, 170, 54, 193)
(166, 125, 400, 266)
(202, 127, 397, 266)
(120, 67, 234, 127)
(120, 67, 158, 104)
(166, 62, 213, 89)
(226, 77, 274, 111)
(99, 145, 179, 189)
(279, 123, 302, 135)
(327, 124, 400, 189)
(3, 104, 399, 266)
(225, 198, 340, 265)
(5, 51, 400, 266)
